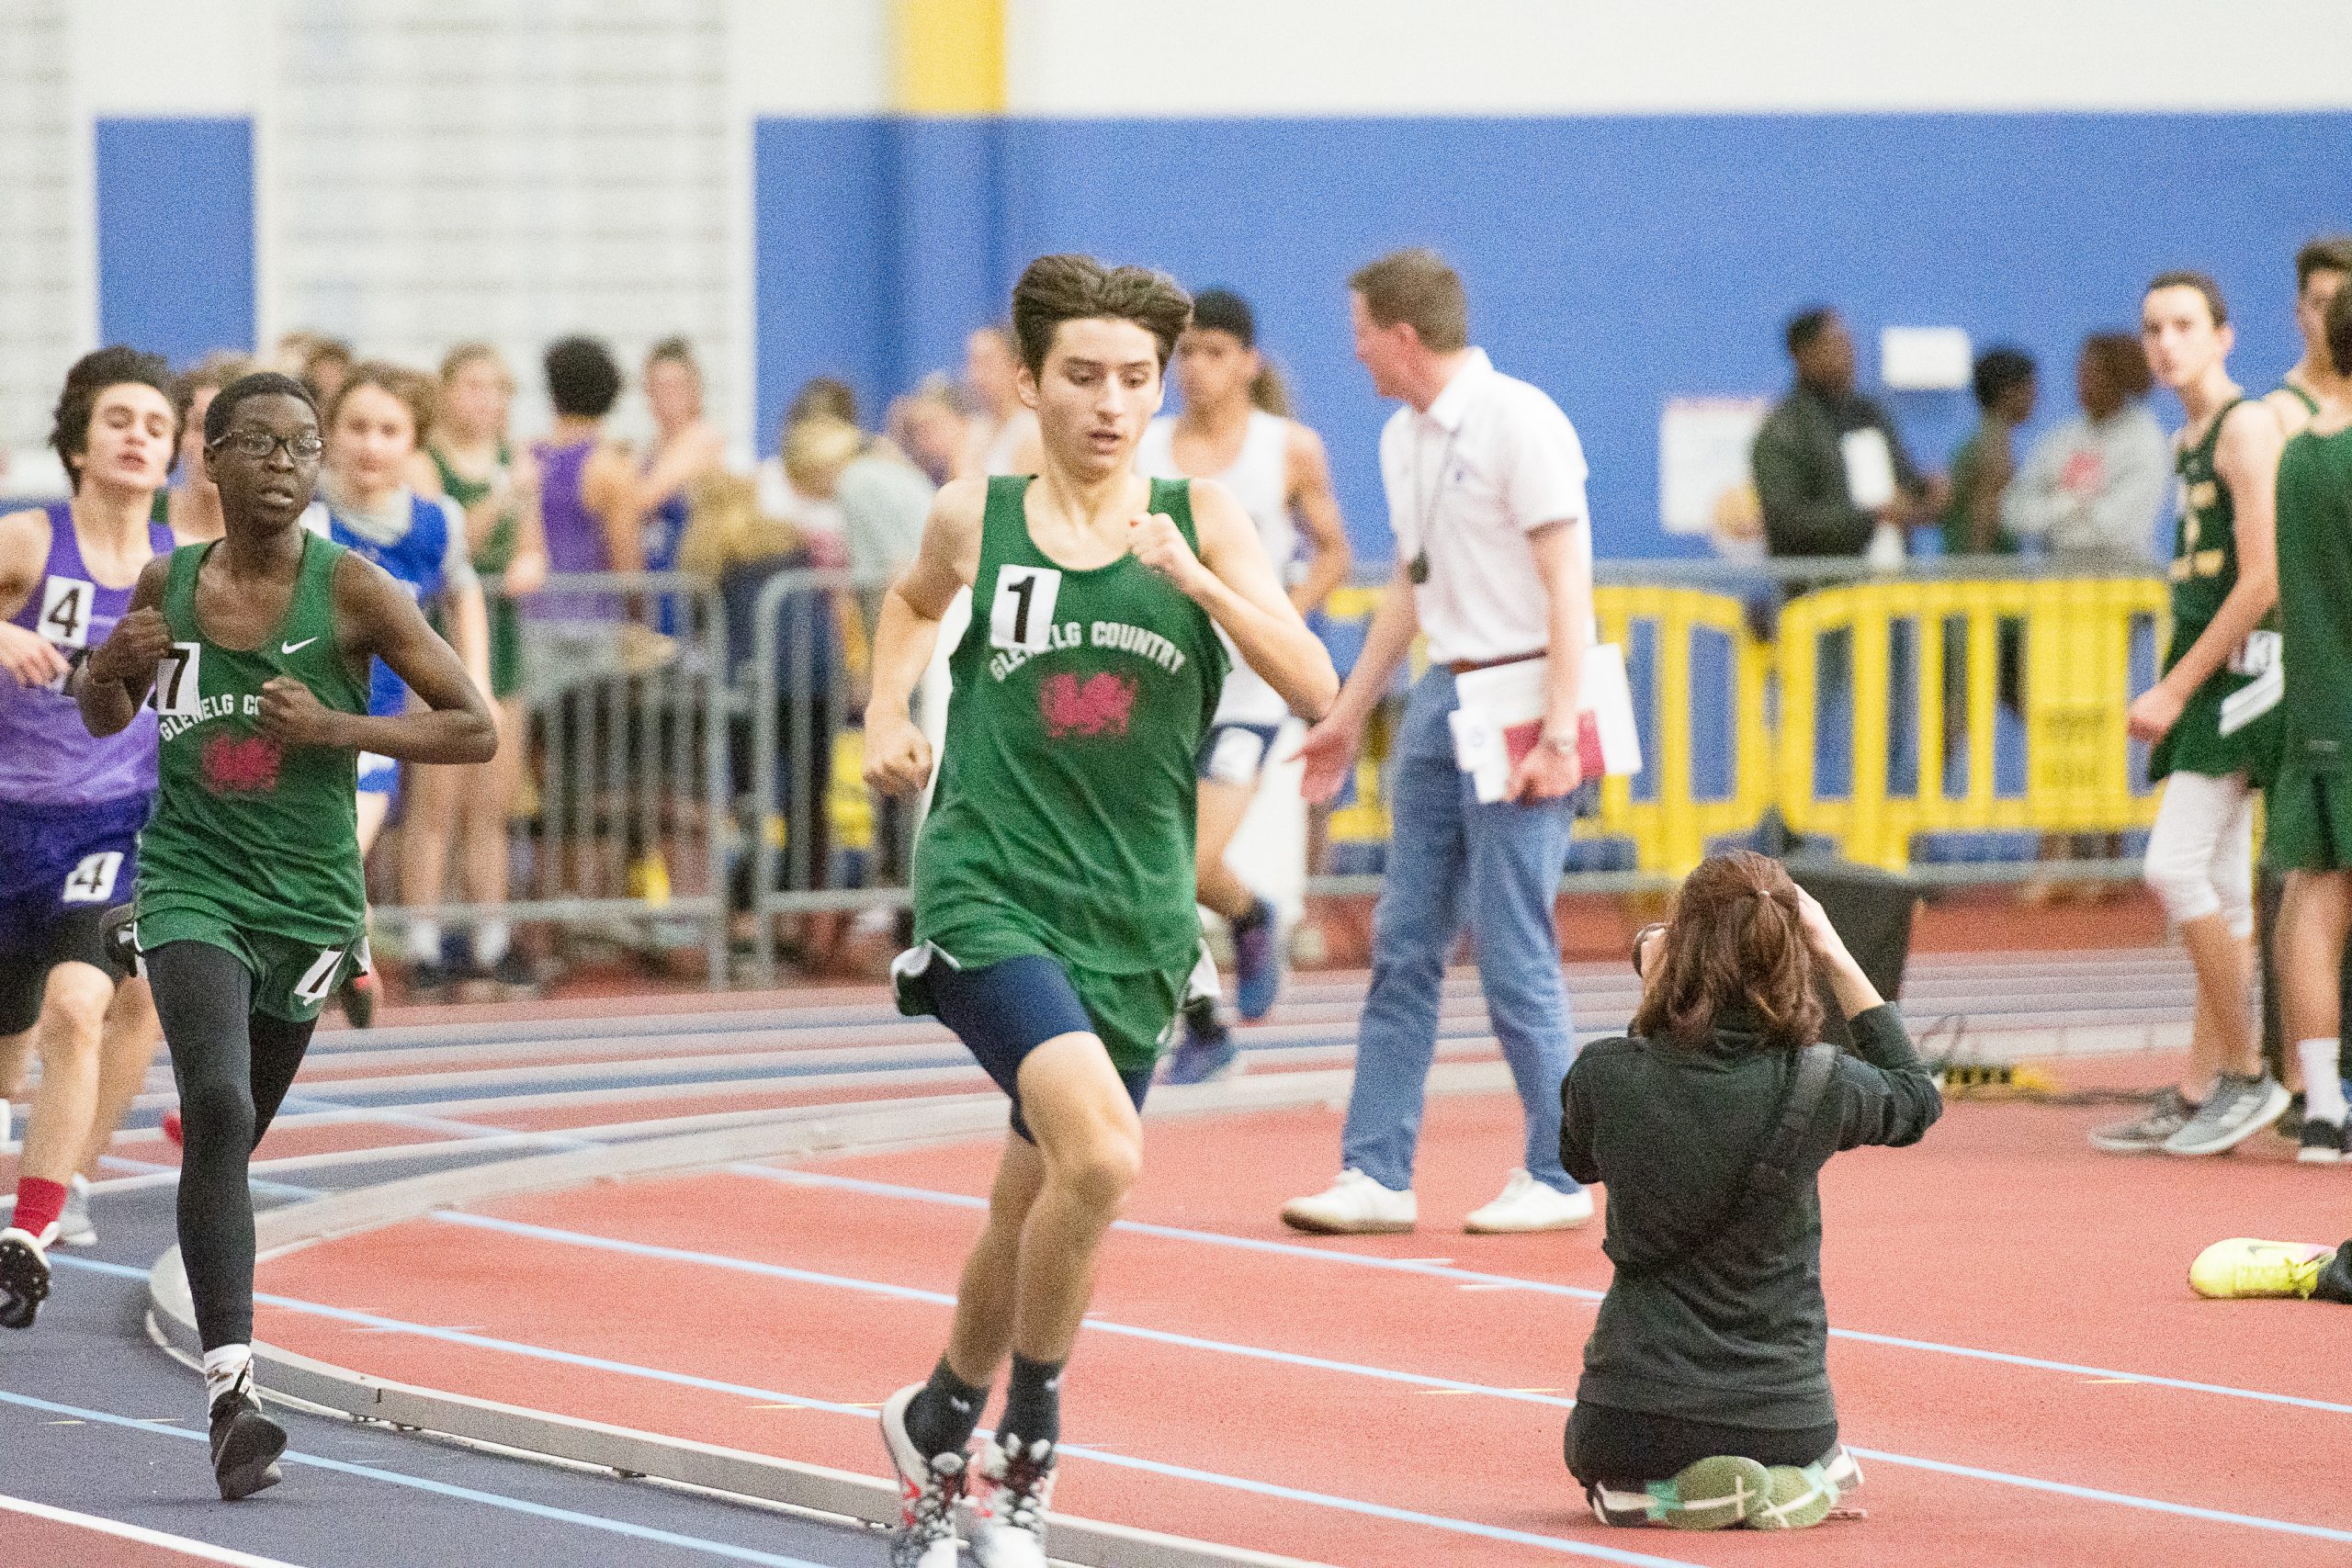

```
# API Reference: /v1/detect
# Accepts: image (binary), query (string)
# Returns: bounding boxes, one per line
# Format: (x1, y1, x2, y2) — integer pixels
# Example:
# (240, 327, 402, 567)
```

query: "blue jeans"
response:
(1340, 667, 1580, 1194)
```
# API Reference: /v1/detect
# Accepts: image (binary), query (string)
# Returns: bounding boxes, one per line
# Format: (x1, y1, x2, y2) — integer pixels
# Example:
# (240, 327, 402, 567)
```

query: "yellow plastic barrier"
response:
(1312, 583, 1771, 874)
(1777, 575, 2166, 869)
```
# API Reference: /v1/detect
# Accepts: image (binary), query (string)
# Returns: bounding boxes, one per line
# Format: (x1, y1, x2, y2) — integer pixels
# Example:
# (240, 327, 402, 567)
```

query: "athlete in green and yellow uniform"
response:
(864, 256, 1337, 1568)
(2106, 273, 2291, 1159)
(72, 372, 494, 1502)
(2145, 394, 2283, 785)
(2266, 281, 2352, 1161)
(2251, 239, 2351, 1098)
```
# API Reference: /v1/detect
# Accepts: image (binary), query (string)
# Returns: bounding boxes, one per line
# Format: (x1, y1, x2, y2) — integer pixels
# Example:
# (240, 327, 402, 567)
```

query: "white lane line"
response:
(69, 1256, 2352, 1549)
(0, 1495, 310, 1567)
(0, 1384, 847, 1568)
(739, 1166, 2352, 1419)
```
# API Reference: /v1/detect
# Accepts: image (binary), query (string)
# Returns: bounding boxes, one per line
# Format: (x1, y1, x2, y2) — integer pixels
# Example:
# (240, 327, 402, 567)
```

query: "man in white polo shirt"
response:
(1283, 248, 1595, 1235)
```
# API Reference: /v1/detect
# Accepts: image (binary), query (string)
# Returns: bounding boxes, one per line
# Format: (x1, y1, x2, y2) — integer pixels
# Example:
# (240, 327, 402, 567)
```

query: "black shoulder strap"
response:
(1621, 1042, 1840, 1276)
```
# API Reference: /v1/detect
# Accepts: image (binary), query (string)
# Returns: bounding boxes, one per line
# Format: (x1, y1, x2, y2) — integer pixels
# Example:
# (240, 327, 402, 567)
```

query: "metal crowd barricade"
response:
(366, 570, 732, 986)
(744, 566, 868, 988)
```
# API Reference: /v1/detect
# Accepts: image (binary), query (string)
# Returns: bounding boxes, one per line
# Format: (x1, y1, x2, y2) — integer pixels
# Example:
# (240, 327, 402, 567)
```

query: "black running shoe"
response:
(2300, 1117, 2347, 1166)
(209, 1371, 287, 1501)
(0, 1227, 51, 1330)
(100, 903, 139, 979)
(405, 959, 455, 1000)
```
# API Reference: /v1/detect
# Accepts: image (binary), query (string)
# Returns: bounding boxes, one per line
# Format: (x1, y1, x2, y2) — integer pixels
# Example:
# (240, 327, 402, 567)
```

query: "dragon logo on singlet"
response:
(199, 733, 282, 795)
(1039, 671, 1136, 739)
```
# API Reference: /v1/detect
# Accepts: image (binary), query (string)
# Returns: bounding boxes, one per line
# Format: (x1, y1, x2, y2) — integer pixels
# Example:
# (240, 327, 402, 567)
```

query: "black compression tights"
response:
(148, 941, 320, 1351)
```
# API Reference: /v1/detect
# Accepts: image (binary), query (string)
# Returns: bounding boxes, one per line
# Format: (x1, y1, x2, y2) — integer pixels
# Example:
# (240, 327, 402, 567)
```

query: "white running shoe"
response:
(1280, 1169, 1417, 1235)
(57, 1175, 96, 1248)
(879, 1383, 967, 1568)
(1464, 1169, 1594, 1234)
(969, 1431, 1057, 1568)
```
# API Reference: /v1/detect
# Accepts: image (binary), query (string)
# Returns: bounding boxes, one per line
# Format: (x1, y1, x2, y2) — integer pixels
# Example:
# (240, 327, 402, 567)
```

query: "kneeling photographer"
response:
(1562, 851, 1941, 1531)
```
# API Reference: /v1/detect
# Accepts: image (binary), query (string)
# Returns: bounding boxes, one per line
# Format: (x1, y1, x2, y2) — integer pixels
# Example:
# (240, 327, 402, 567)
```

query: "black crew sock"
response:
(1231, 898, 1271, 934)
(997, 1353, 1065, 1450)
(1183, 993, 1222, 1034)
(905, 1358, 989, 1461)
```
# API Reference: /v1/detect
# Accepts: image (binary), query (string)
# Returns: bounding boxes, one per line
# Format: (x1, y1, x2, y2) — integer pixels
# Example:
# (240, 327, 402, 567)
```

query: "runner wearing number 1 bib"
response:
(0, 348, 183, 1336)
(70, 372, 495, 1502)
(865, 256, 1336, 1568)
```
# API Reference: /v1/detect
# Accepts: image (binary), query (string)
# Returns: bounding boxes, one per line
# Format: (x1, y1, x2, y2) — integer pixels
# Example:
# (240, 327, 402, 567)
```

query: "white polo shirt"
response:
(1380, 347, 1593, 667)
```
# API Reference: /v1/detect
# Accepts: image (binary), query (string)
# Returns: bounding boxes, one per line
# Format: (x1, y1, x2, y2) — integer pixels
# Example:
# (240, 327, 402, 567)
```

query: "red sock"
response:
(11, 1178, 67, 1242)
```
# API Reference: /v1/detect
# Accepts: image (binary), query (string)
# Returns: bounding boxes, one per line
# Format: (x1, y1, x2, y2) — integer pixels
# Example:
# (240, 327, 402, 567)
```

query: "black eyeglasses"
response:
(209, 429, 325, 462)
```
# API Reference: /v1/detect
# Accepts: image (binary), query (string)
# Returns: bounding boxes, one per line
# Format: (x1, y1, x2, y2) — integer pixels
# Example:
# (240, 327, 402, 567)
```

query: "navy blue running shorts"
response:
(929, 953, 1154, 1145)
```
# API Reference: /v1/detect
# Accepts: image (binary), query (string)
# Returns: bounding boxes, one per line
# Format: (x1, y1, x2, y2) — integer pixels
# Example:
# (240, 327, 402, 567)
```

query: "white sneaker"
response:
(1280, 1169, 1416, 1235)
(969, 1431, 1056, 1568)
(1464, 1169, 1594, 1234)
(57, 1175, 96, 1248)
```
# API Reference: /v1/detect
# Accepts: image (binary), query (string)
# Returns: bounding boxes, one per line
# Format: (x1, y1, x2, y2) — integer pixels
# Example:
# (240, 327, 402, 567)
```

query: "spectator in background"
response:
(958, 324, 1041, 477)
(158, 353, 254, 542)
(2002, 333, 2170, 565)
(887, 374, 972, 486)
(636, 339, 729, 628)
(1751, 308, 1937, 560)
(279, 333, 353, 410)
(782, 415, 933, 644)
(1941, 347, 2037, 556)
(405, 343, 548, 996)
(527, 336, 643, 676)
(753, 377, 854, 568)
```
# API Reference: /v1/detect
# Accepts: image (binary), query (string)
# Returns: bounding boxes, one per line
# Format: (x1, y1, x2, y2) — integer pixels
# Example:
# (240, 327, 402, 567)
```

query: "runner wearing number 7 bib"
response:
(69, 371, 495, 1503)
(0, 348, 183, 1336)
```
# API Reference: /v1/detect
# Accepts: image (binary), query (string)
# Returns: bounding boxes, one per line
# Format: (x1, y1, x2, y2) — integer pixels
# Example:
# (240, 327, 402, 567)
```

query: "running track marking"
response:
(92, 1119, 2352, 1425)
(740, 1167, 2352, 1420)
(62, 1260, 1711, 1568)
(84, 1249, 2352, 1547)
(0, 1385, 847, 1568)
(0, 1495, 306, 1567)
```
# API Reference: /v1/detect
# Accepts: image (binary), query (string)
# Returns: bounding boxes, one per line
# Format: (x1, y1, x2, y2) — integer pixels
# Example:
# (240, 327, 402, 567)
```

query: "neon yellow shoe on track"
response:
(2189, 1237, 2332, 1299)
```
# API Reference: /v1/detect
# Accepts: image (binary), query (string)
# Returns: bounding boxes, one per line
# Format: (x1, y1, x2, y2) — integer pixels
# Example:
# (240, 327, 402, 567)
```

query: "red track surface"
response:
(252, 1088, 2352, 1566)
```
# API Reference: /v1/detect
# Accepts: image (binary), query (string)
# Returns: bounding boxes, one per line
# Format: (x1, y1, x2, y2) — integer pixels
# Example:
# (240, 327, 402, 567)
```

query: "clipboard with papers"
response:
(1445, 644, 1643, 805)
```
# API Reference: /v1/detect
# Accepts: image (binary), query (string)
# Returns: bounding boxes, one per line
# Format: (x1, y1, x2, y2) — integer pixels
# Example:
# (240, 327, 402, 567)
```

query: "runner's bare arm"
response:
(71, 558, 172, 734)
(0, 506, 71, 687)
(1134, 478, 1337, 722)
(262, 551, 494, 763)
(1283, 423, 1352, 616)
(863, 479, 985, 795)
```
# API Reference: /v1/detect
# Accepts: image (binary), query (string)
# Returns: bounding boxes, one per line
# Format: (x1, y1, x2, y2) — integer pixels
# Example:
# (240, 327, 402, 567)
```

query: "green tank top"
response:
(2281, 381, 2323, 418)
(139, 535, 370, 942)
(913, 475, 1228, 977)
(2152, 398, 2281, 781)
(2278, 424, 2352, 773)
(428, 442, 517, 577)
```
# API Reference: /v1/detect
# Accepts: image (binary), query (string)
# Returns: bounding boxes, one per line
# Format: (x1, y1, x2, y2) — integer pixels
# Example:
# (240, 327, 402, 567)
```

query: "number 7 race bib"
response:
(988, 565, 1062, 653)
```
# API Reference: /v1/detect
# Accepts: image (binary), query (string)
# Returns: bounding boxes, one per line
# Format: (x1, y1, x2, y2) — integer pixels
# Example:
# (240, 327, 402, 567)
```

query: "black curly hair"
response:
(50, 344, 187, 491)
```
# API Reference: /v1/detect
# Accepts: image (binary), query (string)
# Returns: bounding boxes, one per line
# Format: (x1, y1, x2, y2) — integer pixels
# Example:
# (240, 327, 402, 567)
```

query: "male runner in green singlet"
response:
(2252, 238, 2352, 1113)
(2264, 282, 2352, 1162)
(2107, 274, 2290, 1157)
(865, 256, 1337, 1568)
(2265, 237, 2352, 440)
(72, 372, 495, 1501)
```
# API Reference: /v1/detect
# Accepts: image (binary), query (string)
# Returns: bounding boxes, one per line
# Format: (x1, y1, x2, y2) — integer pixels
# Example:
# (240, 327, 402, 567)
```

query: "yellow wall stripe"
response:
(892, 0, 1007, 115)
